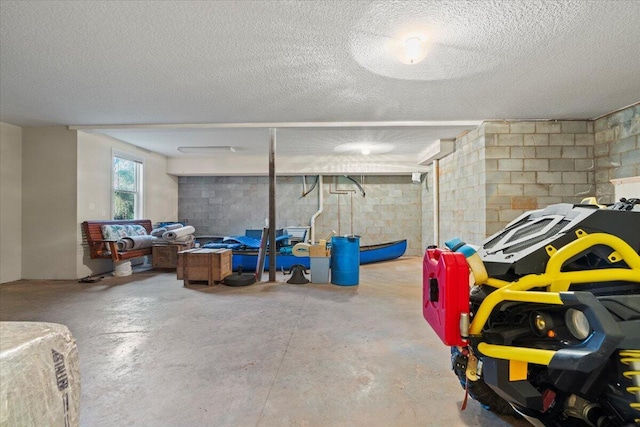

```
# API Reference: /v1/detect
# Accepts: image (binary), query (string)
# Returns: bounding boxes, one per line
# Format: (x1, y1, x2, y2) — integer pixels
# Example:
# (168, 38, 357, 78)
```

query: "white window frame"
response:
(111, 149, 144, 220)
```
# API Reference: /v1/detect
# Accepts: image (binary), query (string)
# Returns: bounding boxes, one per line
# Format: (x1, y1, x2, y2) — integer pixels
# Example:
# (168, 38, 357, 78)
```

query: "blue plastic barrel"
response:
(331, 236, 360, 286)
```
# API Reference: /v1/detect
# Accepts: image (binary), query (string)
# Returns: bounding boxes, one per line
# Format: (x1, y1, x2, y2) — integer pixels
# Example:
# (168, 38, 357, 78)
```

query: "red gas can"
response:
(423, 248, 470, 346)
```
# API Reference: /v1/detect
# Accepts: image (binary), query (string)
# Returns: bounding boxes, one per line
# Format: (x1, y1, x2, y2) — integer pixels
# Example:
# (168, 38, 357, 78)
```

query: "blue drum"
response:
(330, 236, 360, 286)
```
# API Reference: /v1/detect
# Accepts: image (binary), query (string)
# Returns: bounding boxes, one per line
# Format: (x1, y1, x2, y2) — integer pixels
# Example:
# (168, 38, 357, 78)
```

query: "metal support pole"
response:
(269, 128, 277, 282)
(433, 159, 440, 246)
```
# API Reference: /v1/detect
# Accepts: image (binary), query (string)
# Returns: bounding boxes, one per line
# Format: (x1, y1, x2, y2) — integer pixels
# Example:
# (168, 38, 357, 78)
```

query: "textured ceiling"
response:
(1, 0, 639, 166)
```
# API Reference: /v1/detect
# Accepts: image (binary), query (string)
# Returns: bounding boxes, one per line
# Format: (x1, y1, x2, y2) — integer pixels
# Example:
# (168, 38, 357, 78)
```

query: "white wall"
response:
(612, 176, 640, 200)
(143, 146, 180, 224)
(0, 122, 23, 283)
(22, 127, 78, 279)
(76, 132, 178, 277)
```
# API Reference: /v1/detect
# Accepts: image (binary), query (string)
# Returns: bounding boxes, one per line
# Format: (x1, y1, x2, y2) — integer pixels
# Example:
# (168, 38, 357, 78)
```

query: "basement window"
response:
(112, 151, 143, 220)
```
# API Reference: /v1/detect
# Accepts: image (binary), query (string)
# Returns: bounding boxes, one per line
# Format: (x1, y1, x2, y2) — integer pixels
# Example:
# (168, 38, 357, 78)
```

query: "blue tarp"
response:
(202, 233, 291, 250)
(202, 242, 243, 250)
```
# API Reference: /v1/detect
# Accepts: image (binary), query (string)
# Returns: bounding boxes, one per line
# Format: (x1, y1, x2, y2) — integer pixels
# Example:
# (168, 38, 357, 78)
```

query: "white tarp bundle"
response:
(162, 225, 196, 241)
(0, 322, 81, 427)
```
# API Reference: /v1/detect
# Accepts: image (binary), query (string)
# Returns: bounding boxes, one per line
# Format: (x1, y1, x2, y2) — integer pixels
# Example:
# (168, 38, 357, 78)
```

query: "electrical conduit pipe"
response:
(310, 175, 323, 244)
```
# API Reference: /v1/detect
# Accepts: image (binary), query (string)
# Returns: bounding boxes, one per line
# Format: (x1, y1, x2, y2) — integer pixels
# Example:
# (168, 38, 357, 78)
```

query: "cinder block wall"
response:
(178, 175, 423, 256)
(482, 120, 595, 235)
(421, 168, 435, 249)
(179, 107, 638, 256)
(594, 104, 640, 203)
(434, 120, 595, 245)
(437, 127, 487, 245)
(178, 176, 316, 236)
(319, 175, 421, 256)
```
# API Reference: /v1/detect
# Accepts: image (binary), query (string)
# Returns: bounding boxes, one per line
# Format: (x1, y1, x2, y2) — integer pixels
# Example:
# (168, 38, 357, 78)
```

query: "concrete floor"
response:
(0, 257, 530, 427)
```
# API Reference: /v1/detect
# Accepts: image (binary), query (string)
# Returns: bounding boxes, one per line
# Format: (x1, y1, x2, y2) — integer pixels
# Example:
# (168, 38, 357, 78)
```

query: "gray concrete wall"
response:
(594, 103, 640, 203)
(178, 175, 423, 256)
(178, 176, 316, 236)
(179, 112, 632, 256)
(434, 120, 594, 246)
(316, 175, 421, 256)
(482, 120, 594, 235)
(438, 127, 487, 245)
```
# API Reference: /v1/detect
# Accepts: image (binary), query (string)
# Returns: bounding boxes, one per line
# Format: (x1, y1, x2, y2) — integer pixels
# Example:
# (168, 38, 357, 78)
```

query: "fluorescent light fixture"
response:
(361, 148, 371, 155)
(177, 146, 236, 154)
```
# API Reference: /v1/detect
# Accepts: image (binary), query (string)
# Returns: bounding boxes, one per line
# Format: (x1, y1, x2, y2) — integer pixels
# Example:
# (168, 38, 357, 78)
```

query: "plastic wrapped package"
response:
(0, 322, 80, 427)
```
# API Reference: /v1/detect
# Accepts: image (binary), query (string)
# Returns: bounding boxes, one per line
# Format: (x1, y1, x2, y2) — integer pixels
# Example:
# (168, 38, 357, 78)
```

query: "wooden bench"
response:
(81, 219, 153, 262)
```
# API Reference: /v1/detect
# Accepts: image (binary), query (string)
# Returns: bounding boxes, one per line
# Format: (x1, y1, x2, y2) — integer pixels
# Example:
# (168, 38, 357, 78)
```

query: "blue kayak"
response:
(230, 239, 407, 271)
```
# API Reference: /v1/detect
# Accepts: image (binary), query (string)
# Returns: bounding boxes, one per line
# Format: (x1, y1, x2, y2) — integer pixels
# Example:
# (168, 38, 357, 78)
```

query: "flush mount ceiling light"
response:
(334, 142, 394, 155)
(403, 36, 424, 64)
(390, 33, 428, 65)
(177, 146, 236, 154)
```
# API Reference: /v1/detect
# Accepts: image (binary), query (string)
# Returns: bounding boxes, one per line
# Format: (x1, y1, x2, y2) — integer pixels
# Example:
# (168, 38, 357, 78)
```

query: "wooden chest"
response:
(177, 248, 232, 286)
(152, 244, 194, 269)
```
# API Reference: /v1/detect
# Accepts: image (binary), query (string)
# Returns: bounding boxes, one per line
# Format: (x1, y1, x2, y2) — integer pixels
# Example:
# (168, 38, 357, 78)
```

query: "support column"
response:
(433, 159, 439, 246)
(269, 128, 276, 281)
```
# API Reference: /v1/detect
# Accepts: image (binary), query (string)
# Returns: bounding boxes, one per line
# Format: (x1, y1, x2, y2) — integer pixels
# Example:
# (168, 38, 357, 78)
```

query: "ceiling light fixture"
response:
(403, 36, 424, 65)
(177, 146, 236, 154)
(334, 142, 394, 155)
